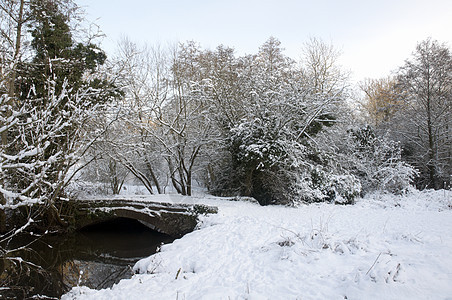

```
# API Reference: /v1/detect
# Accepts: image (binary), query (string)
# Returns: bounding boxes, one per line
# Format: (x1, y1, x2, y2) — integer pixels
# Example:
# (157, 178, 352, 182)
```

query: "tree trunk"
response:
(426, 70, 437, 189)
(145, 158, 162, 194)
(0, 0, 25, 233)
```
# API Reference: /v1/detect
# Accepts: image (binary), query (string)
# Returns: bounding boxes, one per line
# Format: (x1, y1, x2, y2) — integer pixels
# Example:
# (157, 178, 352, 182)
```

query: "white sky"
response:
(77, 0, 452, 82)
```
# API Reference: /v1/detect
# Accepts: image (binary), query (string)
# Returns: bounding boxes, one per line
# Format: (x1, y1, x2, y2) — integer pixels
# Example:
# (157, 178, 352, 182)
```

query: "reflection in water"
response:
(0, 218, 174, 299)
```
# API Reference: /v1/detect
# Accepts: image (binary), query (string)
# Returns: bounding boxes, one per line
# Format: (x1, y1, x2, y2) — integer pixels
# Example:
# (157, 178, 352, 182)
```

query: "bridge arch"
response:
(79, 216, 158, 233)
(67, 199, 216, 238)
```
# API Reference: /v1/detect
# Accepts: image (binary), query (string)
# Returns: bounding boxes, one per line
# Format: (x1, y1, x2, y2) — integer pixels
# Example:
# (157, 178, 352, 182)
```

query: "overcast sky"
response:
(77, 0, 452, 82)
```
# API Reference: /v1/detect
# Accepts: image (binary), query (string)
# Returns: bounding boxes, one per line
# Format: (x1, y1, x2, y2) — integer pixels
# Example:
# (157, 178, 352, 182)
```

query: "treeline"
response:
(92, 35, 451, 204)
(82, 36, 417, 206)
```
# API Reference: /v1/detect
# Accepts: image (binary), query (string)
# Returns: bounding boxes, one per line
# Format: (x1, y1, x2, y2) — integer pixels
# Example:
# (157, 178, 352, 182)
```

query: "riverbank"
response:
(63, 189, 452, 299)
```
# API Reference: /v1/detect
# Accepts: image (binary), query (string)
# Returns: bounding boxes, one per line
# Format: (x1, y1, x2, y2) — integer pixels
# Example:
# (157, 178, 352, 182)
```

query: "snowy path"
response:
(63, 190, 452, 300)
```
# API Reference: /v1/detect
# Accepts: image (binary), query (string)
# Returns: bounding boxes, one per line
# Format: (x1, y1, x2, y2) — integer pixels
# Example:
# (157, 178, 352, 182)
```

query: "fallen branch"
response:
(366, 252, 382, 275)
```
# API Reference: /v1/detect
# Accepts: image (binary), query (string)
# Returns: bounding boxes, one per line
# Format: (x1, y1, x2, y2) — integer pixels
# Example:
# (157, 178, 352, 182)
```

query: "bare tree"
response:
(97, 38, 172, 194)
(396, 38, 452, 189)
(359, 77, 405, 128)
(299, 37, 349, 95)
(153, 41, 216, 195)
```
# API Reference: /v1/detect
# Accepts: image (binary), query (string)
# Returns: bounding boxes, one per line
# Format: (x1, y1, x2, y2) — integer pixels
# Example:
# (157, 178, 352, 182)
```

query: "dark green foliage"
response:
(30, 0, 72, 61)
(225, 116, 291, 205)
(229, 117, 287, 171)
(305, 113, 336, 136)
(348, 125, 376, 152)
(19, 0, 109, 103)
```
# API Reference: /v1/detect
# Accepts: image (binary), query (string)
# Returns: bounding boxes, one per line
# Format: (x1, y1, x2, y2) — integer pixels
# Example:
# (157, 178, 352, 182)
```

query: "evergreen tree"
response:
(19, 0, 107, 102)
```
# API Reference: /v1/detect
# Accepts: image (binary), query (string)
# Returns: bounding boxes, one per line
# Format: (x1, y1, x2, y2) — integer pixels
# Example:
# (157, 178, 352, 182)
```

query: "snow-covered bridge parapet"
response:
(63, 199, 218, 238)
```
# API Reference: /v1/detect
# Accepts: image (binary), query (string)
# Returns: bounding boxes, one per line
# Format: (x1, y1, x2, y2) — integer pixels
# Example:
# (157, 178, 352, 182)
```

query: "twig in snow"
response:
(366, 252, 382, 275)
(175, 268, 182, 279)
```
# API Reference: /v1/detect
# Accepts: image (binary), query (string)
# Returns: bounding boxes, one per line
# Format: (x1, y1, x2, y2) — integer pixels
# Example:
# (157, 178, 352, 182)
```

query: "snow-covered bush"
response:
(293, 166, 361, 205)
(230, 117, 288, 171)
(328, 125, 418, 195)
(328, 174, 362, 204)
(349, 126, 417, 194)
(224, 117, 365, 205)
(226, 116, 291, 205)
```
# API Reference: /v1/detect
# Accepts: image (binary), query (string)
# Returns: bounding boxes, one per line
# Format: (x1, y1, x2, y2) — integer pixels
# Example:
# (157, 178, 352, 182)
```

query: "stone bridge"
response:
(62, 199, 218, 238)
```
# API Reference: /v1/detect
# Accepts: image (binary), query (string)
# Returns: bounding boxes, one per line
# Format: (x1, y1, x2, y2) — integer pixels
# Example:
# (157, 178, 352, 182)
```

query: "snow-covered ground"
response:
(63, 190, 452, 300)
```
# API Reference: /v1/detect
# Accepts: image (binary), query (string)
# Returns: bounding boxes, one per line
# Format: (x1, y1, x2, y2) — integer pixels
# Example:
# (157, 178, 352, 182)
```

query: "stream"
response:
(0, 218, 174, 299)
